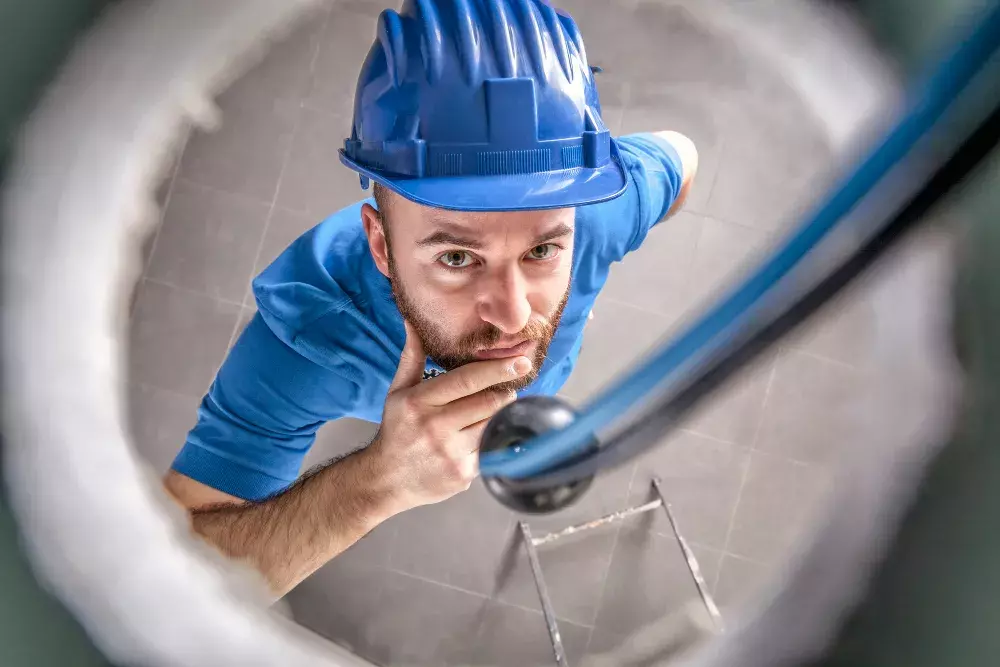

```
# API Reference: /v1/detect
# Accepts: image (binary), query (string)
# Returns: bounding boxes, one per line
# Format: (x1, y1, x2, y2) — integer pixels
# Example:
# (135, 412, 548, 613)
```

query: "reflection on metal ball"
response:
(479, 395, 595, 514)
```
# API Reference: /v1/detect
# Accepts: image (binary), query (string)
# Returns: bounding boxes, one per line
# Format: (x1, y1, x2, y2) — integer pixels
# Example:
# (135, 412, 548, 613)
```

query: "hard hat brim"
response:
(339, 149, 629, 212)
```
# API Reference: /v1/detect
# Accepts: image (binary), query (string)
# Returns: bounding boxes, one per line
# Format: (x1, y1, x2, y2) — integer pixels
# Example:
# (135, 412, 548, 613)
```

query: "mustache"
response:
(456, 316, 554, 353)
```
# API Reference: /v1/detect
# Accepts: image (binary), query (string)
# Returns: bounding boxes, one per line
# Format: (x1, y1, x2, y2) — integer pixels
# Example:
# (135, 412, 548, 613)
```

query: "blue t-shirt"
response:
(172, 134, 683, 500)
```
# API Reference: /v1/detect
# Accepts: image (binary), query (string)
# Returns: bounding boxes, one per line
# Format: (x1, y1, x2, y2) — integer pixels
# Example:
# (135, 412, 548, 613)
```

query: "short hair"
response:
(372, 182, 393, 224)
(372, 182, 395, 255)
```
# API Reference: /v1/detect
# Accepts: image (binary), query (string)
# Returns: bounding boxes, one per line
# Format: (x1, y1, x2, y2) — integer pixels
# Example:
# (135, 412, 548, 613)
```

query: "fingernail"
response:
(512, 356, 532, 375)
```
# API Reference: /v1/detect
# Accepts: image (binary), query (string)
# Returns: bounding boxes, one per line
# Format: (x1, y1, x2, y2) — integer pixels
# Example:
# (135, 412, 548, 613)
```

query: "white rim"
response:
(1, 1, 369, 664)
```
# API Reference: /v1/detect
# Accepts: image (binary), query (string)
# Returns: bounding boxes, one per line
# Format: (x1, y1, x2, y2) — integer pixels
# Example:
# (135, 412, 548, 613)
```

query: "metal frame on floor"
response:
(519, 478, 723, 667)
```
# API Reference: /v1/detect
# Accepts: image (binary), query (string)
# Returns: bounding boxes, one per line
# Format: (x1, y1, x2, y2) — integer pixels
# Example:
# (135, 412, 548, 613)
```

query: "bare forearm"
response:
(190, 448, 397, 596)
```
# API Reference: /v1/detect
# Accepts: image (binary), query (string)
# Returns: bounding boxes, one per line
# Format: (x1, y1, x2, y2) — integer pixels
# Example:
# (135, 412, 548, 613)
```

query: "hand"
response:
(367, 321, 532, 514)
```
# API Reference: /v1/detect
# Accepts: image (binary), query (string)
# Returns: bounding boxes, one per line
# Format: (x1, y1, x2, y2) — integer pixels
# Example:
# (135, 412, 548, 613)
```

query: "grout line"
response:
(620, 80, 633, 113)
(305, 3, 331, 81)
(698, 132, 726, 215)
(223, 304, 254, 351)
(142, 148, 184, 280)
(388, 567, 597, 629)
(142, 277, 245, 307)
(233, 7, 330, 328)
(719, 551, 769, 567)
(780, 344, 861, 373)
(598, 293, 681, 321)
(585, 516, 627, 633)
(387, 568, 490, 601)
(131, 380, 204, 405)
(719, 355, 779, 556)
(674, 426, 743, 448)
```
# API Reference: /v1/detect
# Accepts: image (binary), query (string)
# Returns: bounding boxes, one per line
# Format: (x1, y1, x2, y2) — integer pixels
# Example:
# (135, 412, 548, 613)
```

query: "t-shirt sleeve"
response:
(170, 313, 360, 501)
(598, 133, 685, 260)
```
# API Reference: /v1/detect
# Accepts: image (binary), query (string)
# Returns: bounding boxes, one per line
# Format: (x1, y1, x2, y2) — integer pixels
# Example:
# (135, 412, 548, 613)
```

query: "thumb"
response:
(389, 320, 426, 392)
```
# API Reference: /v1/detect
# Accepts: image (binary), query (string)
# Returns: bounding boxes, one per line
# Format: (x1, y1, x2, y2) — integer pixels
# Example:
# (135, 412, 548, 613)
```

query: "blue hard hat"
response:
(339, 0, 628, 212)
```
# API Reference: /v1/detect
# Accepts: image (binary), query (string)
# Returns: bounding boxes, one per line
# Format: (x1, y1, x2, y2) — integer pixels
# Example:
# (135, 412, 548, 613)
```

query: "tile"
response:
(726, 450, 832, 563)
(335, 514, 399, 571)
(464, 601, 590, 667)
(584, 600, 717, 667)
(306, 9, 384, 117)
(713, 553, 772, 617)
(139, 225, 160, 278)
(754, 349, 866, 465)
(228, 307, 257, 351)
(682, 215, 770, 310)
(682, 353, 775, 448)
(595, 80, 629, 109)
(561, 1, 750, 91)
(388, 482, 514, 597)
(559, 296, 679, 402)
(601, 211, 703, 317)
(626, 2, 752, 88)
(601, 104, 625, 137)
(224, 10, 327, 105)
(627, 431, 749, 551)
(691, 544, 723, 595)
(146, 180, 270, 302)
(786, 287, 877, 369)
(285, 560, 390, 662)
(554, 0, 636, 85)
(292, 564, 487, 666)
(274, 106, 364, 218)
(620, 88, 726, 213)
(513, 458, 637, 535)
(142, 152, 182, 273)
(125, 383, 201, 474)
(128, 280, 242, 396)
(303, 417, 380, 469)
(333, 0, 395, 19)
(177, 86, 299, 204)
(495, 521, 618, 627)
(582, 627, 631, 667)
(367, 571, 487, 666)
(592, 525, 706, 636)
(704, 90, 831, 233)
(246, 207, 319, 305)
(155, 148, 181, 209)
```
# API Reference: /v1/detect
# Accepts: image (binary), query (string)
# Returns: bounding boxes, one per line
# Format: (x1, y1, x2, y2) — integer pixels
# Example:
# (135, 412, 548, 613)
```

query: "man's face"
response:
(362, 191, 575, 393)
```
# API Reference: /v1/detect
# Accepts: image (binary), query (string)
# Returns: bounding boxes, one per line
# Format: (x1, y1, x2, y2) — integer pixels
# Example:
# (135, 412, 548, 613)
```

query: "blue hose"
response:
(479, 1, 1000, 479)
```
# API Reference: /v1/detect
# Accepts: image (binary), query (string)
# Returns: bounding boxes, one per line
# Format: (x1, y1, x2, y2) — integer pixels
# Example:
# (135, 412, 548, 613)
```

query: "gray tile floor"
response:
(126, 1, 891, 664)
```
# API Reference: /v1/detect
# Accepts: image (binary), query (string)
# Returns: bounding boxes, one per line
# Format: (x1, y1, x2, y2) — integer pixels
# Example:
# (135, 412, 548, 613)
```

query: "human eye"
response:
(526, 243, 560, 261)
(437, 250, 477, 269)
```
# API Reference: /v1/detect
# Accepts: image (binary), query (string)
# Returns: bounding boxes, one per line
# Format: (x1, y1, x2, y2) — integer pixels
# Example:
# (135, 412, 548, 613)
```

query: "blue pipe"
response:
(480, 1, 1000, 479)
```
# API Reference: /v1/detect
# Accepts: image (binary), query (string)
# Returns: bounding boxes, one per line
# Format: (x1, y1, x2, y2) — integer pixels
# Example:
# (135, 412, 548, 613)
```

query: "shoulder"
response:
(616, 133, 685, 184)
(575, 133, 685, 261)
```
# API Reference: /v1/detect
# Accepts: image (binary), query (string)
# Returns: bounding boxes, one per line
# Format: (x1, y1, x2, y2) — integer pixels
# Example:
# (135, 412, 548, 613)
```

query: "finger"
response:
(419, 356, 532, 406)
(461, 418, 491, 454)
(437, 388, 516, 431)
(389, 321, 426, 392)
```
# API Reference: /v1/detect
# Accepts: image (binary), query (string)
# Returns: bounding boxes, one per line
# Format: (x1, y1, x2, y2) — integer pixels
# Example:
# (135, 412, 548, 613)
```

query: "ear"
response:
(361, 202, 391, 277)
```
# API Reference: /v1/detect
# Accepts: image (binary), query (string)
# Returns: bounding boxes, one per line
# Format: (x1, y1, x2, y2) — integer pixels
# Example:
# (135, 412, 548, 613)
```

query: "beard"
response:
(386, 255, 569, 393)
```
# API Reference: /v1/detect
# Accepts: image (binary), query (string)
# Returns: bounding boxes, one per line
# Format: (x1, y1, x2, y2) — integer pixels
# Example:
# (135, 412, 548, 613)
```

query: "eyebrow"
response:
(416, 221, 573, 250)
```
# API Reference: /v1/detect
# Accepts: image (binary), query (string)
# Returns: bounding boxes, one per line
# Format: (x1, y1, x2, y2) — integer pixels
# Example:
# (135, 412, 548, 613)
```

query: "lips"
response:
(474, 339, 535, 360)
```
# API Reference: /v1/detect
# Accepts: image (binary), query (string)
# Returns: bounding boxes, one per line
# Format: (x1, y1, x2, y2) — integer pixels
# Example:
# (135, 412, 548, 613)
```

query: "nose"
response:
(477, 266, 532, 334)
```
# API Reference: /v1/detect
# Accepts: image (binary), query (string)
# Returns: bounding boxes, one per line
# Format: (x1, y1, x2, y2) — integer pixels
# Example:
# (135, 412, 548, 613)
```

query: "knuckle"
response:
(400, 393, 420, 412)
(488, 390, 511, 411)
(427, 427, 449, 448)
(453, 374, 476, 396)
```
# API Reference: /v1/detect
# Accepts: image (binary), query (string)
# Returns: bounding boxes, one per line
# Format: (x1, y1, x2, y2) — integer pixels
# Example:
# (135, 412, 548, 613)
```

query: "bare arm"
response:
(164, 322, 529, 597)
(169, 449, 394, 597)
(652, 130, 699, 219)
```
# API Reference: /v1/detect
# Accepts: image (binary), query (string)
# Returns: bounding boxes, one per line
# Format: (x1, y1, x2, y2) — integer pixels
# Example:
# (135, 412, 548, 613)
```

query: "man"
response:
(164, 0, 697, 596)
